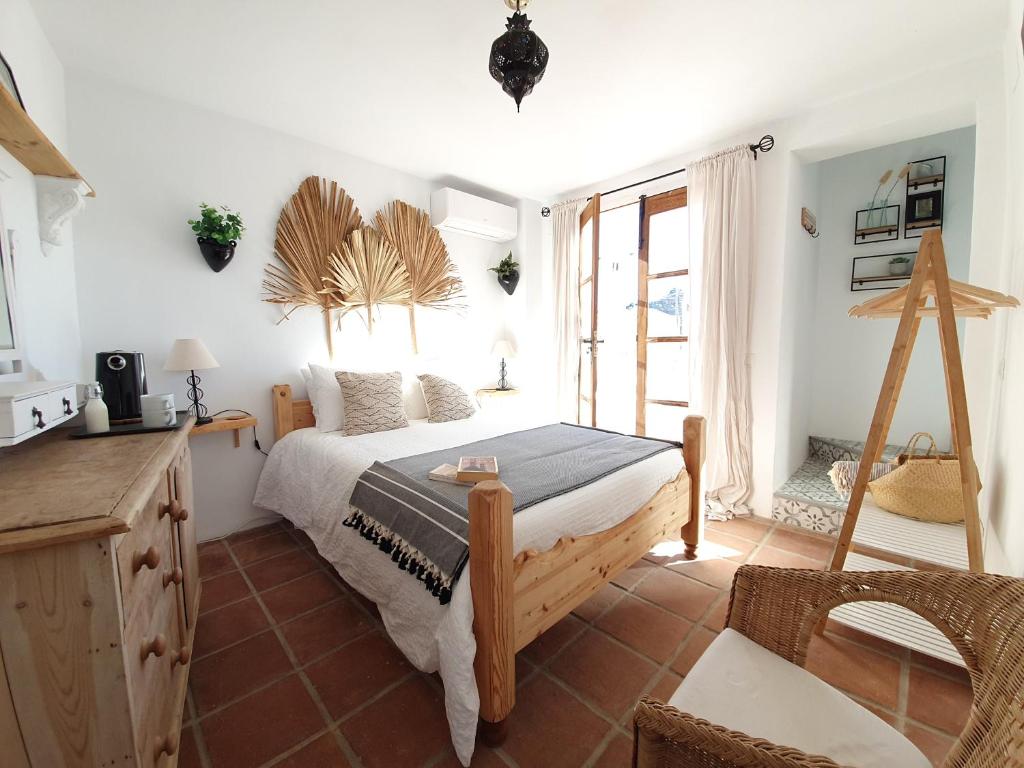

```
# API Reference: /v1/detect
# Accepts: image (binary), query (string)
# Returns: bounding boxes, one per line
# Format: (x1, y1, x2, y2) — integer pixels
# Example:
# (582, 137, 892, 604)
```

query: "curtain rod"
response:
(540, 135, 775, 217)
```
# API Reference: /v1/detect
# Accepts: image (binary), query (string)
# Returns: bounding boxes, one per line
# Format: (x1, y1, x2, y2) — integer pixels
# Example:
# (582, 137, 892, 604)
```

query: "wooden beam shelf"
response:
(190, 415, 257, 448)
(0, 85, 94, 196)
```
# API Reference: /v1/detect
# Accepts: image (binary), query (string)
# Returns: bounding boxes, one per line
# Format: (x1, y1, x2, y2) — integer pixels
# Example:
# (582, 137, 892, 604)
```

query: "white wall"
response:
(773, 156, 821, 487)
(807, 127, 977, 450)
(66, 71, 545, 541)
(973, 0, 1024, 576)
(0, 0, 81, 382)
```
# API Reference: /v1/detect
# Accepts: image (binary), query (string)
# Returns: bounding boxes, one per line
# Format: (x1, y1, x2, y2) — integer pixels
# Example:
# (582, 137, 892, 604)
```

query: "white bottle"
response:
(84, 382, 110, 433)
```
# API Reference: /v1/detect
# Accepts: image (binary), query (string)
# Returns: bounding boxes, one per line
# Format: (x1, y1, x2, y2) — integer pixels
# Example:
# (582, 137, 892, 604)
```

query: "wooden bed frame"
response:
(271, 384, 706, 744)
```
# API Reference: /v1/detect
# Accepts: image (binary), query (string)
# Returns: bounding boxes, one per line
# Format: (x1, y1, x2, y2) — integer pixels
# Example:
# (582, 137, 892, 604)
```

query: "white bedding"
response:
(253, 413, 684, 766)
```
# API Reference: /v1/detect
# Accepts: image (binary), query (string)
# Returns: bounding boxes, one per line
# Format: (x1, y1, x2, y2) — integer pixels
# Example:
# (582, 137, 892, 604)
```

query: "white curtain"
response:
(551, 198, 588, 421)
(688, 146, 757, 519)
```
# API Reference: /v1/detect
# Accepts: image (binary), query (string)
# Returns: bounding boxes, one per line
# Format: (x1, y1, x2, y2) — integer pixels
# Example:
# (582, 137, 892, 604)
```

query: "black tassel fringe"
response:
(344, 510, 454, 605)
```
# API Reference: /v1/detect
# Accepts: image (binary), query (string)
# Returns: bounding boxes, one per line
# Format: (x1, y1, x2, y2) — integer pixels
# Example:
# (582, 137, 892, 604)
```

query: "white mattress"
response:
(253, 413, 684, 766)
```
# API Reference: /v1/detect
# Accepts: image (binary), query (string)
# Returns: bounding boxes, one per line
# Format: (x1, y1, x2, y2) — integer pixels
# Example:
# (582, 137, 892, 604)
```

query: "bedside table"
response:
(190, 415, 257, 448)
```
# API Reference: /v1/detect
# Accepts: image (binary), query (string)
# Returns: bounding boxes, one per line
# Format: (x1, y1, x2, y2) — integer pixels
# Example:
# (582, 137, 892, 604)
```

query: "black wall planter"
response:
(197, 237, 236, 272)
(497, 269, 520, 296)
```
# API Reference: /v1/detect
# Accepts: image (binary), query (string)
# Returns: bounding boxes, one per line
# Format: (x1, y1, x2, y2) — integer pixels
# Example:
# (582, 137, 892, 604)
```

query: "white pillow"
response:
(300, 368, 314, 404)
(307, 363, 346, 432)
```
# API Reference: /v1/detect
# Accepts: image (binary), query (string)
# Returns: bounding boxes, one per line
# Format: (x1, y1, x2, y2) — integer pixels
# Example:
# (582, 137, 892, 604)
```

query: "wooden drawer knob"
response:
(162, 567, 183, 589)
(159, 500, 189, 523)
(153, 732, 179, 759)
(132, 546, 161, 573)
(170, 645, 191, 669)
(140, 634, 167, 662)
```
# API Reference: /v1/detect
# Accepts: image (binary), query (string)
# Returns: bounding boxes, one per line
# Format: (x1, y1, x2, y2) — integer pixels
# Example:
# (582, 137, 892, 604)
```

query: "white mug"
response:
(141, 393, 175, 412)
(142, 407, 177, 428)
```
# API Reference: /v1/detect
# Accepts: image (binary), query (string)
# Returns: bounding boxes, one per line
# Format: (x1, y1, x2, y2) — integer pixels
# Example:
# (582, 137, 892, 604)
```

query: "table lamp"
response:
(165, 338, 219, 425)
(491, 339, 517, 391)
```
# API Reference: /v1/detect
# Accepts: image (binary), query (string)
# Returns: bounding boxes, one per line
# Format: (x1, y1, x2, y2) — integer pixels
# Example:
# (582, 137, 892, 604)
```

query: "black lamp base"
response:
(185, 369, 212, 425)
(497, 357, 510, 391)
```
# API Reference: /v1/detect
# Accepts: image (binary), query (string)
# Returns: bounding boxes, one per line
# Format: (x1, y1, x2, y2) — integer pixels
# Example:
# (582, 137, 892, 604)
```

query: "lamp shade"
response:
(164, 338, 220, 371)
(491, 339, 517, 359)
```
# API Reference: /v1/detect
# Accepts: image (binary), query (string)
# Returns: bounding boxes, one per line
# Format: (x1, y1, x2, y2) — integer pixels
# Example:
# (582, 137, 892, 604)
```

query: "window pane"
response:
(646, 402, 688, 442)
(648, 206, 688, 274)
(580, 218, 593, 282)
(646, 341, 689, 402)
(579, 280, 592, 338)
(579, 342, 592, 402)
(595, 203, 639, 435)
(647, 275, 690, 337)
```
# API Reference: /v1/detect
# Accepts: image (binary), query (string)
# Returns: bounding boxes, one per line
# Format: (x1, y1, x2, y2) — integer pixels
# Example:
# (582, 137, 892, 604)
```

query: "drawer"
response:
(124, 576, 189, 767)
(0, 391, 50, 439)
(118, 476, 178, 631)
(50, 385, 78, 422)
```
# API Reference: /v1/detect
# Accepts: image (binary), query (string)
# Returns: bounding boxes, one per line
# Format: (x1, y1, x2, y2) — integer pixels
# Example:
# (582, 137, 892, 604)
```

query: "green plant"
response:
(890, 256, 911, 264)
(188, 203, 245, 245)
(489, 252, 519, 278)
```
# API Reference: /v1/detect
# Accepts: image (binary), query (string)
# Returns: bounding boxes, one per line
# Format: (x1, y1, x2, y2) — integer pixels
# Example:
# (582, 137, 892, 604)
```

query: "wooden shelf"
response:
(190, 415, 257, 448)
(853, 274, 911, 285)
(906, 219, 942, 231)
(477, 388, 520, 398)
(908, 174, 944, 189)
(0, 85, 93, 195)
(855, 224, 898, 237)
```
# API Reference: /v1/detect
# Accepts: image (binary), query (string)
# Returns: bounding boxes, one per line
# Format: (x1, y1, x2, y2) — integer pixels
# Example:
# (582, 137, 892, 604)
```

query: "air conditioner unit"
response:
(430, 188, 518, 243)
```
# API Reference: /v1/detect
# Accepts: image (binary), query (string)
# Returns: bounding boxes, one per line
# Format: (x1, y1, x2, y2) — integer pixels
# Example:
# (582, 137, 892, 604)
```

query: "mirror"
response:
(0, 223, 20, 359)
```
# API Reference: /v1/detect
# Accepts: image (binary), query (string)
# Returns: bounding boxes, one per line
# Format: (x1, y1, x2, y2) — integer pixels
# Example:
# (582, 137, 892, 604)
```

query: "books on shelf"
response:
(428, 463, 474, 486)
(456, 456, 499, 483)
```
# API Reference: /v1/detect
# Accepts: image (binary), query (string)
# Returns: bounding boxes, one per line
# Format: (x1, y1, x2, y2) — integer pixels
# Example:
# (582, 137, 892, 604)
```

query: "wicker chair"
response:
(633, 565, 1024, 768)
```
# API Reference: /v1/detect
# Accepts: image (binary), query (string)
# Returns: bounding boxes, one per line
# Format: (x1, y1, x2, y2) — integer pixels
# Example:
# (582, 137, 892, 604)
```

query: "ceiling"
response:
(33, 0, 1005, 200)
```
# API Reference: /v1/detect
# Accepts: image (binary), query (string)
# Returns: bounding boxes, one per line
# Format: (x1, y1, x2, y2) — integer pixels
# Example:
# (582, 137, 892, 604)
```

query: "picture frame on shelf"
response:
(905, 189, 943, 238)
(0, 50, 25, 110)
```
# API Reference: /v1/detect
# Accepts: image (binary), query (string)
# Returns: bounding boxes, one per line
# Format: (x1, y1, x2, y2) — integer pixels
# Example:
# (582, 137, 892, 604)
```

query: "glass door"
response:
(636, 188, 690, 440)
(576, 187, 689, 438)
(577, 194, 600, 426)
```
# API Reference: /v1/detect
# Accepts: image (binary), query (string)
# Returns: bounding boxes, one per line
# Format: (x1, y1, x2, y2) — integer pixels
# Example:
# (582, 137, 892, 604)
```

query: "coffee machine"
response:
(95, 351, 147, 421)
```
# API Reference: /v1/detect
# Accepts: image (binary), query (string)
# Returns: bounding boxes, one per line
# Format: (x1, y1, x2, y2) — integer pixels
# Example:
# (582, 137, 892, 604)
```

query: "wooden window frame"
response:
(636, 187, 688, 435)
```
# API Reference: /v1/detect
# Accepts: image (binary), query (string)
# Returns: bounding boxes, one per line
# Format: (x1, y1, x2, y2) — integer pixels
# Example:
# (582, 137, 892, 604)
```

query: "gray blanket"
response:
(344, 423, 679, 604)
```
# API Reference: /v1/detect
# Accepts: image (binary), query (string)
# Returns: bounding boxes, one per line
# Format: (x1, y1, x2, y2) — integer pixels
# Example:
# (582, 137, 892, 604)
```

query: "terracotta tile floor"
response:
(181, 517, 973, 768)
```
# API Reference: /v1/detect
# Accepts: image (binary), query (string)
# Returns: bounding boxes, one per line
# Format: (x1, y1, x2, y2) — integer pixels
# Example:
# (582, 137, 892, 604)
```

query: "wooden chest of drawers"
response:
(0, 419, 200, 767)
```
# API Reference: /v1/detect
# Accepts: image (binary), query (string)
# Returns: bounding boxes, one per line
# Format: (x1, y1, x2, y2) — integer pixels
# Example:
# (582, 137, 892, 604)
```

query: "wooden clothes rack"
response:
(829, 230, 1019, 574)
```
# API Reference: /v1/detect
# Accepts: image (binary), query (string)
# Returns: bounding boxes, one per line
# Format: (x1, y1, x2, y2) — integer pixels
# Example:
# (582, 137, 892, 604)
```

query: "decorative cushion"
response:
(667, 629, 930, 768)
(307, 363, 346, 432)
(335, 371, 409, 436)
(417, 374, 476, 423)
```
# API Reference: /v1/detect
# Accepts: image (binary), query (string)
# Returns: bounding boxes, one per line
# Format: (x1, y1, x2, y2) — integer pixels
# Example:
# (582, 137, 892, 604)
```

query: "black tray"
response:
(69, 412, 190, 439)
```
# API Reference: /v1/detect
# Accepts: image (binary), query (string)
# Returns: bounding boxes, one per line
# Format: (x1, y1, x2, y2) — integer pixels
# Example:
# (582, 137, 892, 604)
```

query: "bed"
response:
(255, 383, 705, 765)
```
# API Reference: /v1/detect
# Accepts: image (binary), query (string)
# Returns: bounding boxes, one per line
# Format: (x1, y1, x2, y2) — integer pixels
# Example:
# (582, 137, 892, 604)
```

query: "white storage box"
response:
(0, 381, 79, 447)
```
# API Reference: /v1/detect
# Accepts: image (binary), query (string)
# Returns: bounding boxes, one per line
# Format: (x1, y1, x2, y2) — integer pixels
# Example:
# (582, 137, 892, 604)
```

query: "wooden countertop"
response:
(0, 417, 194, 554)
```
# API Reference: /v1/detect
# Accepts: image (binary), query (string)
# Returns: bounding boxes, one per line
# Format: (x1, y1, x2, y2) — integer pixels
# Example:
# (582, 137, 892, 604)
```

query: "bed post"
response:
(273, 384, 294, 440)
(681, 415, 706, 559)
(469, 480, 515, 747)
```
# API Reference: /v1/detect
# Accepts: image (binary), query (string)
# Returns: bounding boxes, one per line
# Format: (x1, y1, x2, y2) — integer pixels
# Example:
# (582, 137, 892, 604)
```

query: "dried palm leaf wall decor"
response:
(375, 201, 464, 352)
(323, 228, 412, 334)
(263, 175, 363, 356)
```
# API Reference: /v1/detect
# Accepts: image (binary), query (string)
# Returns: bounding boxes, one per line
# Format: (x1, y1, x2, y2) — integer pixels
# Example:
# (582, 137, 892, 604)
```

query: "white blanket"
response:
(253, 413, 683, 765)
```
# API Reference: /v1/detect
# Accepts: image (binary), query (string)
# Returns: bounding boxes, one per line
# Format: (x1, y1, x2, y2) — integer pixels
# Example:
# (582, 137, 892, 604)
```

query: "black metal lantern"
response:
(488, 1, 548, 111)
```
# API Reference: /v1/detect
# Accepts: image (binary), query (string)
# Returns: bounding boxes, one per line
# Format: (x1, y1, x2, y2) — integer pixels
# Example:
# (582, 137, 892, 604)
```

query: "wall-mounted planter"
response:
(197, 237, 236, 272)
(497, 269, 520, 296)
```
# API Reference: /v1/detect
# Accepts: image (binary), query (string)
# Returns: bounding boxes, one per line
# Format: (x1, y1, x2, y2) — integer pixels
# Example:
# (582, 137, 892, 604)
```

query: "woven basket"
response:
(868, 432, 968, 523)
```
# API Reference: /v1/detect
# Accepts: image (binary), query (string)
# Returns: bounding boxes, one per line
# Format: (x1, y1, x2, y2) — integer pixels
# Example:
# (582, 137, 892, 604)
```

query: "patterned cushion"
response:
(417, 374, 476, 423)
(335, 371, 409, 436)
